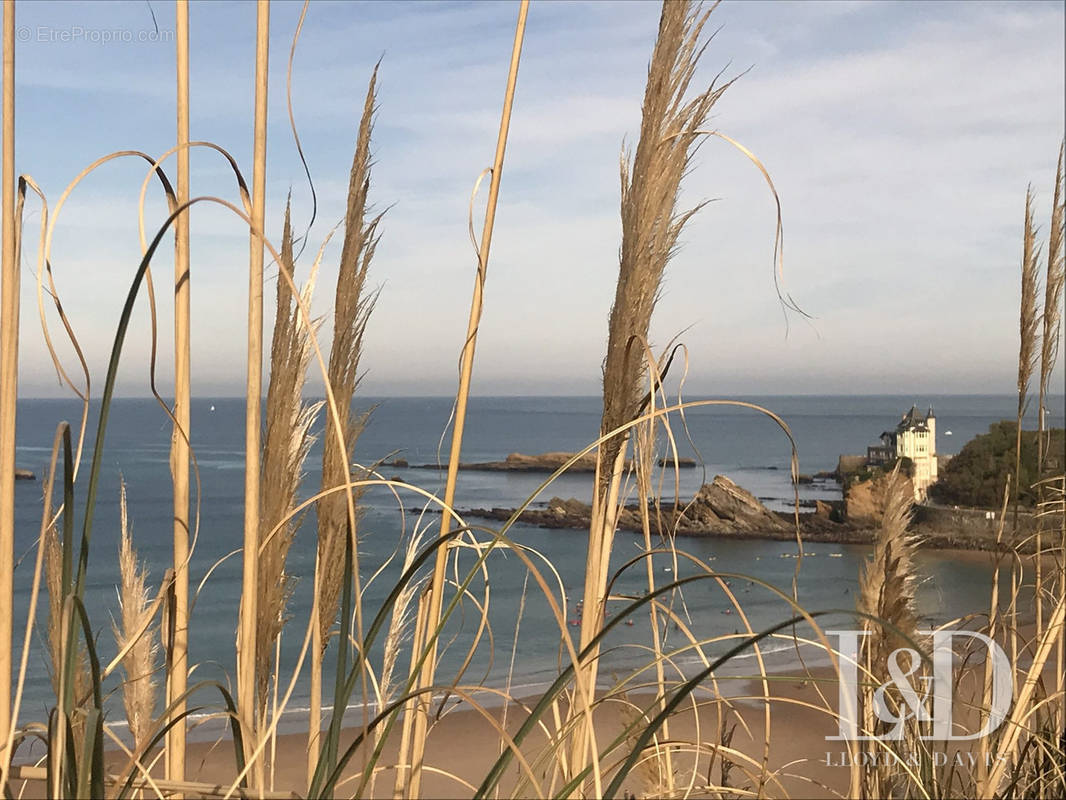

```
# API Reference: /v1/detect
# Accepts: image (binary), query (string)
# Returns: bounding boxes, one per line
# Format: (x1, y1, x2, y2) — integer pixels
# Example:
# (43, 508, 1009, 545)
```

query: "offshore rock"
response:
(471, 476, 789, 536)
(411, 451, 696, 473)
(677, 475, 790, 533)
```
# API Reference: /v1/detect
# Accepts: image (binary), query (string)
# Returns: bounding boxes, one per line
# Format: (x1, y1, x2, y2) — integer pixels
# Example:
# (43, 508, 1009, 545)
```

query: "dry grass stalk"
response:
(1037, 143, 1065, 681)
(598, 0, 727, 489)
(632, 383, 680, 796)
(391, 584, 430, 800)
(1038, 144, 1065, 474)
(1013, 186, 1043, 660)
(982, 596, 1066, 795)
(366, 527, 428, 798)
(1015, 186, 1042, 530)
(1040, 142, 1066, 735)
(573, 0, 728, 786)
(315, 66, 381, 658)
(257, 200, 320, 720)
(402, 5, 528, 795)
(378, 527, 429, 716)
(857, 468, 918, 651)
(43, 517, 89, 709)
(112, 481, 160, 753)
(0, 0, 17, 753)
(587, 0, 727, 634)
(166, 1, 192, 789)
(237, 0, 271, 785)
(856, 466, 917, 798)
(310, 66, 382, 782)
(976, 478, 1011, 788)
(42, 504, 90, 754)
(43, 516, 62, 697)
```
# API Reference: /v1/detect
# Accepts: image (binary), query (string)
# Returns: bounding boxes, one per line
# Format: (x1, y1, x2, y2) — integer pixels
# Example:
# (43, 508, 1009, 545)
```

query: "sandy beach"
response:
(11, 662, 849, 798)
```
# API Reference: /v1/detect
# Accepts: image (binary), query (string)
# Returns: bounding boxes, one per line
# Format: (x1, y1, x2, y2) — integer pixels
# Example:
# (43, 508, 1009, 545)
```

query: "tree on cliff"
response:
(930, 421, 1064, 508)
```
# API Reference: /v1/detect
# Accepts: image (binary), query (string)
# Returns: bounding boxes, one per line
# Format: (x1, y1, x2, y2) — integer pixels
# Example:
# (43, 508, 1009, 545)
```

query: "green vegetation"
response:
(930, 421, 1065, 508)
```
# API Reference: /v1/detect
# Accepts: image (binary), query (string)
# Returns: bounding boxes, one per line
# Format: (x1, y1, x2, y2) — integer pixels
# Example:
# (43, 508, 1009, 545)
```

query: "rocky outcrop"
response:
(493, 452, 599, 471)
(674, 476, 789, 533)
(459, 471, 1046, 553)
(471, 475, 789, 536)
(845, 473, 914, 524)
(411, 451, 696, 473)
(547, 497, 589, 520)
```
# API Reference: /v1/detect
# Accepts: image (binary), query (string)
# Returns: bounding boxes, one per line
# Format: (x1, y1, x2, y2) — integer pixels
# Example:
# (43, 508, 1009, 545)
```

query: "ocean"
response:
(10, 394, 1064, 734)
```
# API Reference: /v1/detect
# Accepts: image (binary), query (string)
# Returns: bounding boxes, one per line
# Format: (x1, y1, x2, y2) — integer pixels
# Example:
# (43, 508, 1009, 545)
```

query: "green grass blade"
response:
(60, 424, 73, 594)
(78, 204, 189, 595)
(114, 680, 247, 799)
(74, 707, 100, 800)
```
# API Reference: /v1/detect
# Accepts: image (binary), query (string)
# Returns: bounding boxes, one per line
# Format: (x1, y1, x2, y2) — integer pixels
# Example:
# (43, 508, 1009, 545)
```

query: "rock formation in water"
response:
(410, 451, 695, 473)
(474, 475, 788, 535)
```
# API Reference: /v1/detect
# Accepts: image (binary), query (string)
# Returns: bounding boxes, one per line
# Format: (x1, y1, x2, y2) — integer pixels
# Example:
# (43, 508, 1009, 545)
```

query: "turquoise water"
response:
(10, 394, 1062, 732)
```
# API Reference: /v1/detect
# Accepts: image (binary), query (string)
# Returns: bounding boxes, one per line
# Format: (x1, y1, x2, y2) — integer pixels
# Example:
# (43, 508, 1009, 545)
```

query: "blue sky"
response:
(10, 0, 1066, 397)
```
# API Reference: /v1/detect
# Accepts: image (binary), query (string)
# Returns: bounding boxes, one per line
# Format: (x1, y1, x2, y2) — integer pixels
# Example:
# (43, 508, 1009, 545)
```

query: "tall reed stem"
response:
(308, 67, 382, 787)
(165, 1, 191, 791)
(1038, 144, 1064, 719)
(634, 412, 674, 796)
(403, 4, 528, 795)
(238, 0, 269, 785)
(0, 0, 16, 765)
(1016, 187, 1041, 638)
(570, 3, 721, 790)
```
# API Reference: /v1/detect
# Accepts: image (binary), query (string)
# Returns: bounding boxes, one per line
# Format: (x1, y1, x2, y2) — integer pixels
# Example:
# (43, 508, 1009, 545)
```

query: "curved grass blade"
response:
(76, 203, 189, 597)
(113, 680, 247, 799)
(307, 527, 464, 796)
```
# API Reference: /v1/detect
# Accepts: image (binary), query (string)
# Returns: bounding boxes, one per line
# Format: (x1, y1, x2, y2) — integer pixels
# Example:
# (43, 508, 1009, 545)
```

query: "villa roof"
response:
(897, 404, 931, 433)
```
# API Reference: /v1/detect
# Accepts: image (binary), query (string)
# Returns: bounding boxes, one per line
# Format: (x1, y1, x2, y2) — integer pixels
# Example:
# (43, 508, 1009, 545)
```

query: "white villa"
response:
(867, 405, 938, 500)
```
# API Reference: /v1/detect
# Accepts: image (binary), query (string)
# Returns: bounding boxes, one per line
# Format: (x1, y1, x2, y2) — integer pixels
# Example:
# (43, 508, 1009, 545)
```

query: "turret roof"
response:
(897, 404, 930, 433)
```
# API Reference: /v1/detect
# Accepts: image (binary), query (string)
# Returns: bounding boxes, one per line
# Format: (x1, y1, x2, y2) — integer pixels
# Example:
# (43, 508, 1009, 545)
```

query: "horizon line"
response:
(16, 392, 1066, 401)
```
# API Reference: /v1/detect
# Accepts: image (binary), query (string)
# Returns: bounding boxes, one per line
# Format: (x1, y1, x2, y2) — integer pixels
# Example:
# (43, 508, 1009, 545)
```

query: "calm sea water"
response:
(10, 394, 1064, 733)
